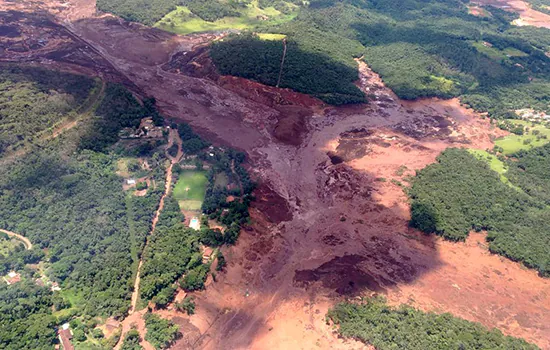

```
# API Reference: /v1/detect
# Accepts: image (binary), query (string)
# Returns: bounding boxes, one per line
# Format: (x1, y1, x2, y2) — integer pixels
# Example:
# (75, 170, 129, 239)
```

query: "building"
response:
(126, 179, 136, 186)
(51, 282, 61, 292)
(58, 324, 74, 350)
(3, 271, 21, 285)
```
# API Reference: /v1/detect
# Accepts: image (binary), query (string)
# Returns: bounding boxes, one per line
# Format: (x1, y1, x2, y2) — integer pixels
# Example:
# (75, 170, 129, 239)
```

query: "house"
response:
(201, 246, 214, 264)
(51, 282, 61, 292)
(3, 271, 21, 285)
(189, 217, 201, 231)
(58, 324, 74, 350)
(126, 179, 136, 186)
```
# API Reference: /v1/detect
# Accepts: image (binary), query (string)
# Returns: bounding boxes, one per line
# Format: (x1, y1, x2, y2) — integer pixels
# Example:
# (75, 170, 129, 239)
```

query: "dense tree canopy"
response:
(144, 313, 180, 349)
(0, 64, 95, 154)
(328, 297, 539, 350)
(0, 281, 57, 350)
(409, 148, 550, 276)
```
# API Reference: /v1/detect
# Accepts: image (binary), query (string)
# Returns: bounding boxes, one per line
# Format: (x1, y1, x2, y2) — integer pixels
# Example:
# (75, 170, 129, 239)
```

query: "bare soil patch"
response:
(473, 0, 550, 28)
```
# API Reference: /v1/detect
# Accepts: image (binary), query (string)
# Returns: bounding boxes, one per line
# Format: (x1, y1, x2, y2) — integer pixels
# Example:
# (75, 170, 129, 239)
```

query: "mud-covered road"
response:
(2, 0, 550, 348)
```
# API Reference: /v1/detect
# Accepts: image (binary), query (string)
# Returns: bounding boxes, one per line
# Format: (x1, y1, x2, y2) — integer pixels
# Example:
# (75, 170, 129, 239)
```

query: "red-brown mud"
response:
(473, 0, 550, 28)
(1, 1, 550, 349)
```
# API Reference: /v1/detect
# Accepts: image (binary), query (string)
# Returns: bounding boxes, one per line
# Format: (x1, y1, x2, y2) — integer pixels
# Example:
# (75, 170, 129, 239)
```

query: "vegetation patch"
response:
(211, 33, 366, 104)
(155, 1, 299, 35)
(467, 149, 520, 190)
(328, 297, 538, 350)
(173, 170, 208, 211)
(144, 313, 180, 349)
(495, 120, 550, 155)
(257, 33, 287, 40)
(409, 148, 550, 276)
(0, 64, 96, 155)
(0, 233, 24, 257)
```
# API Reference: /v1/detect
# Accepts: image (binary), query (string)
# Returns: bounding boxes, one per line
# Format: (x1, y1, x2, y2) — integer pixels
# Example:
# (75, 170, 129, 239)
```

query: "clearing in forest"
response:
(495, 119, 550, 154)
(467, 149, 519, 188)
(173, 170, 208, 211)
(154, 2, 298, 35)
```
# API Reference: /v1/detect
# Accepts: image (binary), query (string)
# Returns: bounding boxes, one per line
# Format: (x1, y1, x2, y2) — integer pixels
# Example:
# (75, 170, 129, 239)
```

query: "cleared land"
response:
(495, 120, 550, 154)
(173, 170, 208, 211)
(155, 3, 297, 35)
(467, 149, 523, 191)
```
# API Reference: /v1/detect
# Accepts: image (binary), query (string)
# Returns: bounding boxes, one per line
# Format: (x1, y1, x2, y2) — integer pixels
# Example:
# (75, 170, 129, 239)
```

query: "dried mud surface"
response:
(473, 0, 550, 28)
(1, 0, 550, 349)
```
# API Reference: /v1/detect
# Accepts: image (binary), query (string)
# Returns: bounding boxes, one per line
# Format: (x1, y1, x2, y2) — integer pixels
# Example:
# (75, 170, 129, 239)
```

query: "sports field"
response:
(173, 170, 208, 211)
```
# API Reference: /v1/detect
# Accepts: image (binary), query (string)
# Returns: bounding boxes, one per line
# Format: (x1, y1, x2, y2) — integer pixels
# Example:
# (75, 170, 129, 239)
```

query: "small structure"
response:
(118, 117, 166, 139)
(201, 246, 214, 264)
(58, 323, 74, 350)
(35, 278, 45, 287)
(51, 281, 61, 292)
(126, 179, 136, 186)
(189, 217, 201, 231)
(516, 108, 550, 121)
(3, 271, 21, 285)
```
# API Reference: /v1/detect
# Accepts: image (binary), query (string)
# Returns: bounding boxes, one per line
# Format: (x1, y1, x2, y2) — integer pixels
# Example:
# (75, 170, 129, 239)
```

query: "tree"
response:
(175, 296, 196, 315)
(144, 313, 180, 350)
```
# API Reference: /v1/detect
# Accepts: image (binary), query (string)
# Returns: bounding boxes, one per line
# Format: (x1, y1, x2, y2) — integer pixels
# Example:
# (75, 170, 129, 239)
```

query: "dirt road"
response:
(115, 129, 183, 350)
(0, 229, 32, 250)
(2, 1, 550, 349)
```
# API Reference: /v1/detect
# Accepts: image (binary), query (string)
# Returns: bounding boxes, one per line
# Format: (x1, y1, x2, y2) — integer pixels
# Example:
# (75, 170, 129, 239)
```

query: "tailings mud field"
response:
(1, 0, 550, 348)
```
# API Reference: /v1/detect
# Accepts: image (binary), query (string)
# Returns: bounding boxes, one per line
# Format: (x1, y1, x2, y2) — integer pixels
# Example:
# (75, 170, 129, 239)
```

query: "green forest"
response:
(0, 281, 57, 349)
(0, 64, 96, 155)
(206, 0, 550, 114)
(328, 297, 538, 350)
(0, 67, 172, 348)
(96, 0, 550, 114)
(97, 0, 302, 27)
(211, 33, 366, 104)
(409, 148, 550, 277)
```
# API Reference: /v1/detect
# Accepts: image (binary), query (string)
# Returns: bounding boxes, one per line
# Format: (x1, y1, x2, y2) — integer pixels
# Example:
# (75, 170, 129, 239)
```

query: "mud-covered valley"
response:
(2, 0, 550, 348)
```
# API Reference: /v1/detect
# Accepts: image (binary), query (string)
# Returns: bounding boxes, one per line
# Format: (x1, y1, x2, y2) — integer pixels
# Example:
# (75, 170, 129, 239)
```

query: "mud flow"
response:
(1, 0, 550, 349)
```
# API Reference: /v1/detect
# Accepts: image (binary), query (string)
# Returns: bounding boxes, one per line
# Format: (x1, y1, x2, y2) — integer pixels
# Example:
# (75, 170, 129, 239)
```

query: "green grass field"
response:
(154, 1, 298, 35)
(467, 149, 523, 191)
(471, 42, 529, 61)
(495, 120, 550, 154)
(257, 33, 287, 41)
(173, 170, 208, 211)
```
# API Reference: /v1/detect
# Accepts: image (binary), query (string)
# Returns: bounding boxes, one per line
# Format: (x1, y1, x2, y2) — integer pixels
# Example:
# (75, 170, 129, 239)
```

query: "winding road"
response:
(0, 229, 32, 250)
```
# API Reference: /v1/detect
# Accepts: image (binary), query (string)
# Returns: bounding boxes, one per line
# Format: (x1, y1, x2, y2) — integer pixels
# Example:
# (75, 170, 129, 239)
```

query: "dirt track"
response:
(1, 0, 550, 349)
(0, 229, 32, 250)
(114, 128, 184, 350)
